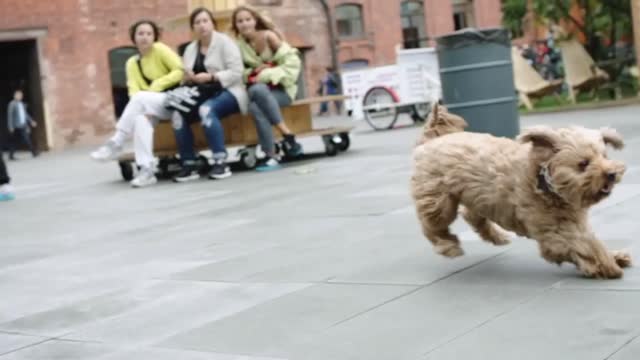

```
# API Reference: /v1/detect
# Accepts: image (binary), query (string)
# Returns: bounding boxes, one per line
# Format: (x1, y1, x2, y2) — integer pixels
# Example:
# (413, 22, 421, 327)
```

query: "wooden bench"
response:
(117, 95, 353, 180)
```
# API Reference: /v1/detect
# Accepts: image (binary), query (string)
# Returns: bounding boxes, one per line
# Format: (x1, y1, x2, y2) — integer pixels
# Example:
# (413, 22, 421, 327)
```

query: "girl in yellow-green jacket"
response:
(232, 5, 303, 171)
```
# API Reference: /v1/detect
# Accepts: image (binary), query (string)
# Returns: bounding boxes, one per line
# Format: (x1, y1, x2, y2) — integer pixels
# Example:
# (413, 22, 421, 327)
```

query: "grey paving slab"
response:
(422, 289, 640, 360)
(3, 105, 640, 359)
(60, 281, 309, 346)
(280, 282, 547, 360)
(1, 280, 207, 337)
(0, 340, 112, 360)
(169, 215, 495, 285)
(159, 283, 416, 357)
(96, 347, 287, 360)
(608, 335, 640, 360)
(0, 333, 48, 356)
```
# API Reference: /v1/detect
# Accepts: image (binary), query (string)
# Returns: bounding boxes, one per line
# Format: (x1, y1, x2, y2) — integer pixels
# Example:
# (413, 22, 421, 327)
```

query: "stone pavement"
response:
(1, 106, 640, 359)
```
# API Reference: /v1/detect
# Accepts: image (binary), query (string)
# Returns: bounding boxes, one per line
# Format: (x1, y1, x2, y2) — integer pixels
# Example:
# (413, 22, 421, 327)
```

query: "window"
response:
(452, 0, 474, 30)
(336, 4, 364, 38)
(341, 59, 369, 71)
(401, 0, 427, 48)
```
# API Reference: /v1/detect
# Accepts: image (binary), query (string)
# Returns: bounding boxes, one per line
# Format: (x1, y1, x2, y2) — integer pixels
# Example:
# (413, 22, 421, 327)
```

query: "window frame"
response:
(335, 3, 365, 39)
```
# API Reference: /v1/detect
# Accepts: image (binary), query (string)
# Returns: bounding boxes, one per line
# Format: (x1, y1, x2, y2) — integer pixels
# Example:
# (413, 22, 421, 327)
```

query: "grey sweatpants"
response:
(247, 83, 292, 156)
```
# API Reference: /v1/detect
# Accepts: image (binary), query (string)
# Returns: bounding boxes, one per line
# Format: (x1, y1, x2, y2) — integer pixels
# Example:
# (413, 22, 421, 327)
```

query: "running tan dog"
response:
(411, 104, 631, 279)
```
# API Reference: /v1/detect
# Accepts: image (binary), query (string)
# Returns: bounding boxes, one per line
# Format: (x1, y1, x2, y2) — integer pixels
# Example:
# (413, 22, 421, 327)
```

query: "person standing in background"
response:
(7, 89, 38, 160)
(318, 67, 341, 116)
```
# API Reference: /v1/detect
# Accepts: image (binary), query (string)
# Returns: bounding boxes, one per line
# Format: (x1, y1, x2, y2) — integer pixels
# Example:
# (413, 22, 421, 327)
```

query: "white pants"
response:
(111, 91, 170, 168)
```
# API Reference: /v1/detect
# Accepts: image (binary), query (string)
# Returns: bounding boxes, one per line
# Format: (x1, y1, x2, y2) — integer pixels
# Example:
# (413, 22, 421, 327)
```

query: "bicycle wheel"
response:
(362, 86, 399, 130)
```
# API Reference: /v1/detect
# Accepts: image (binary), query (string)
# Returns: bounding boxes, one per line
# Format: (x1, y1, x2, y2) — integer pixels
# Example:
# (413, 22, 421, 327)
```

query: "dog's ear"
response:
(428, 103, 467, 129)
(518, 126, 561, 149)
(517, 126, 562, 160)
(431, 102, 440, 121)
(600, 127, 624, 150)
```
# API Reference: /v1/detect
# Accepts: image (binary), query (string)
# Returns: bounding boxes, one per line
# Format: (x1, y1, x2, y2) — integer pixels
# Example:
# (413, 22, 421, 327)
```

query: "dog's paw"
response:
(435, 243, 464, 258)
(490, 233, 511, 246)
(581, 263, 624, 279)
(612, 250, 633, 268)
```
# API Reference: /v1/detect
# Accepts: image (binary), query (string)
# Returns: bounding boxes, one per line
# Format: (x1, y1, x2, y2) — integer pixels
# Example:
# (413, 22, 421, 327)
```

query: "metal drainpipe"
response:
(319, 0, 339, 76)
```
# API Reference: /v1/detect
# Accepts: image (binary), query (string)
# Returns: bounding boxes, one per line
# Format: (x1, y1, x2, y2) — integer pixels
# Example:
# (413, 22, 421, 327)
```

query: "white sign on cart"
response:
(341, 47, 442, 122)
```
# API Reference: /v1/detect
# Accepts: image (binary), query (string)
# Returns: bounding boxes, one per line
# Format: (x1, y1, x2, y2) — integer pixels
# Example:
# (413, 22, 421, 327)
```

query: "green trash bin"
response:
(436, 28, 519, 138)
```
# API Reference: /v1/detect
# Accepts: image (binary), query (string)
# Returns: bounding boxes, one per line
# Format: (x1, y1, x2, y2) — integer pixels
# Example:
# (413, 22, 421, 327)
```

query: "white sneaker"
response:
(131, 168, 157, 188)
(90, 141, 123, 162)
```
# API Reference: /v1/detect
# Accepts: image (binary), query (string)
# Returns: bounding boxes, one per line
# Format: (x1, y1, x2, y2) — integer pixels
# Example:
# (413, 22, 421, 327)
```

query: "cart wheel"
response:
(157, 158, 170, 179)
(362, 86, 399, 130)
(323, 135, 339, 157)
(197, 154, 211, 174)
(338, 132, 350, 151)
(240, 147, 258, 169)
(118, 161, 134, 181)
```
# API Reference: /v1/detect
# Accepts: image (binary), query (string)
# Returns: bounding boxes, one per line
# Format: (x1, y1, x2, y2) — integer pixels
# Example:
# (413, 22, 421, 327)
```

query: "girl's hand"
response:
(193, 72, 215, 84)
(183, 71, 195, 83)
(255, 64, 269, 73)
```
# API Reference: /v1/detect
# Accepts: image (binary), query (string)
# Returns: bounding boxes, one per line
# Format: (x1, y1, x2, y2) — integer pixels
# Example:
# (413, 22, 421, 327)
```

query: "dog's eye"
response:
(579, 159, 590, 170)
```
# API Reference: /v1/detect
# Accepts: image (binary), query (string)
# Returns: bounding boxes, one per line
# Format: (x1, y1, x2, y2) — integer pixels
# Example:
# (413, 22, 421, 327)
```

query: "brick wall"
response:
(473, 0, 503, 29)
(0, 0, 504, 149)
(0, 0, 188, 149)
(250, 0, 331, 100)
(0, 0, 331, 148)
(328, 0, 503, 67)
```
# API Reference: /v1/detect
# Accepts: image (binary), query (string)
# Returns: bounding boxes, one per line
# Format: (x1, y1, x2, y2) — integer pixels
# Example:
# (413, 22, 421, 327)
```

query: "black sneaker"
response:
(283, 134, 303, 157)
(173, 166, 200, 183)
(208, 160, 231, 179)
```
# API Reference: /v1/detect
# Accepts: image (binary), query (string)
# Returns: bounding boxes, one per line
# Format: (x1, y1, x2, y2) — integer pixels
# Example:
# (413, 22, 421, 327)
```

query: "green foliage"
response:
(502, 0, 632, 57)
(501, 0, 527, 37)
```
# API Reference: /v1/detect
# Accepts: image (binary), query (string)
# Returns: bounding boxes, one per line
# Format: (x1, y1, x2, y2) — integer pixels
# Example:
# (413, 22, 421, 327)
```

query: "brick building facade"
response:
(0, 0, 332, 150)
(0, 0, 502, 150)
(329, 0, 502, 69)
(0, 0, 190, 150)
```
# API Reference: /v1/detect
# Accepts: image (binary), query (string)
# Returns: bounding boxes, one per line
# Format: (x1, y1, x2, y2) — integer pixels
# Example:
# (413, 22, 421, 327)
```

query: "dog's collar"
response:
(537, 164, 558, 195)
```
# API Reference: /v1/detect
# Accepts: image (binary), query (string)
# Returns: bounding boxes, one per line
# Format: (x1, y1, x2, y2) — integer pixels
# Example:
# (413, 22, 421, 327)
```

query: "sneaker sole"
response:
(256, 165, 282, 172)
(209, 172, 232, 180)
(90, 153, 122, 162)
(173, 174, 200, 183)
(131, 178, 158, 188)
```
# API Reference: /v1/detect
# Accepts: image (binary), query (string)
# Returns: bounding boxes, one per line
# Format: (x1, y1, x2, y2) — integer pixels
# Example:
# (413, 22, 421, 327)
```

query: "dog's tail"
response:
(416, 102, 468, 146)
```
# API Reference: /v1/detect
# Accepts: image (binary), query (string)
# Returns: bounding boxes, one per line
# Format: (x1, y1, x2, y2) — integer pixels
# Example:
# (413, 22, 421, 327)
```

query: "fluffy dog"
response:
(411, 104, 631, 279)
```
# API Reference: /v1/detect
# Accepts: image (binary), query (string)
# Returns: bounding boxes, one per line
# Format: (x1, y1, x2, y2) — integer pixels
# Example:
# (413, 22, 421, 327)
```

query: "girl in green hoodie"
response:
(231, 5, 303, 171)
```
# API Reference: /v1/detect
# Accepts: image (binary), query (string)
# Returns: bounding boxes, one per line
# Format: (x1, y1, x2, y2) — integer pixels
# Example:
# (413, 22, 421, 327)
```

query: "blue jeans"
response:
(172, 90, 239, 164)
(247, 83, 292, 156)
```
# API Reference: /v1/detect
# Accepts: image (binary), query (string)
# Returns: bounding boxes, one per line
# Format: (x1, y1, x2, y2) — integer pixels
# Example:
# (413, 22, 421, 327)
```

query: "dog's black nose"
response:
(607, 172, 617, 182)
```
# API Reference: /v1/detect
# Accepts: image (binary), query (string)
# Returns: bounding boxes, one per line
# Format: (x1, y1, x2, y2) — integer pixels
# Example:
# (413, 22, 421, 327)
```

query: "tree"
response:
(502, 0, 632, 59)
(501, 0, 528, 38)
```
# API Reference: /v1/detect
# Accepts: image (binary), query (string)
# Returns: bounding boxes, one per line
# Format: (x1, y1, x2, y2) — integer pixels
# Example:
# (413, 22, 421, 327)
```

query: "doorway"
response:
(0, 39, 47, 152)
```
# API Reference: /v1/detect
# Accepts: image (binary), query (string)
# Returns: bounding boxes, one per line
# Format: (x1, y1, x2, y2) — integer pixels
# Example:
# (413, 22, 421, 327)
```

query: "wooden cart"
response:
(116, 95, 353, 181)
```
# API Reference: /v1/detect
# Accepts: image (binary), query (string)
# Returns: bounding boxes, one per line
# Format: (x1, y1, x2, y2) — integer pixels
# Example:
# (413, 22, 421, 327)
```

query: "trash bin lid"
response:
(436, 27, 510, 50)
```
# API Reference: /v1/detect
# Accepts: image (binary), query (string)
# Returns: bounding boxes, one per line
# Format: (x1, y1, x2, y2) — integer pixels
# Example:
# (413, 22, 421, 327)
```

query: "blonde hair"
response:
(231, 5, 284, 40)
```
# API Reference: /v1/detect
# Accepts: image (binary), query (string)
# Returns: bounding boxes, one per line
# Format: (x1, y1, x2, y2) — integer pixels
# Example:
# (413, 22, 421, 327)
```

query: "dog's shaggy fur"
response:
(411, 104, 631, 279)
